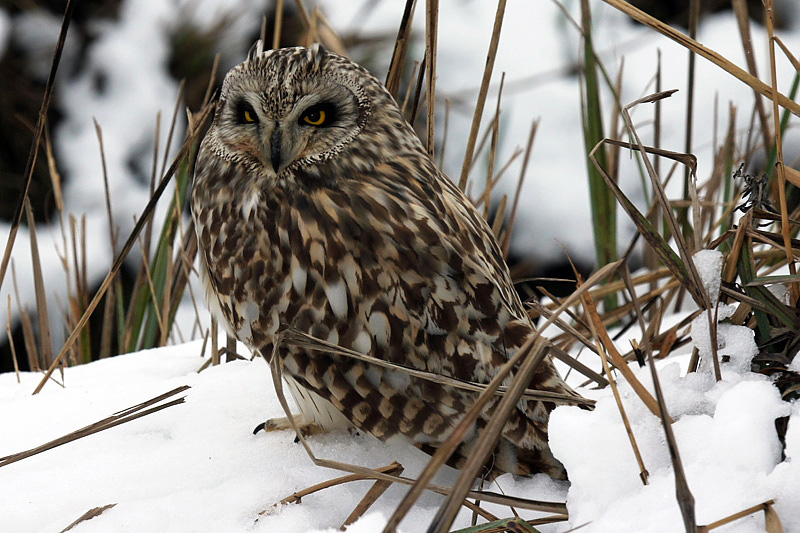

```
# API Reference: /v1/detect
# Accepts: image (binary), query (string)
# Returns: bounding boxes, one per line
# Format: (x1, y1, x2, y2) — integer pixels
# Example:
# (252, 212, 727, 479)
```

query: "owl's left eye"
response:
(299, 102, 336, 127)
(236, 101, 259, 124)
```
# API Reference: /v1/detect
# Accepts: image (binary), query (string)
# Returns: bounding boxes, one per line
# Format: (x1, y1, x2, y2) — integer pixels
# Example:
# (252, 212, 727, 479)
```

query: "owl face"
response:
(210, 44, 370, 175)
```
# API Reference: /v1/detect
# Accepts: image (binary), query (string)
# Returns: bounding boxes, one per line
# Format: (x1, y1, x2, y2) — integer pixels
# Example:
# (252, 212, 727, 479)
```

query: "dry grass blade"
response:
(678, 0, 700, 243)
(293, 0, 312, 41)
(168, 219, 201, 336)
(426, 335, 550, 532)
(579, 288, 649, 485)
(44, 128, 63, 213)
(765, 501, 785, 533)
(620, 265, 654, 363)
(409, 54, 427, 125)
(283, 328, 592, 406)
(644, 349, 695, 532)
(451, 517, 543, 533)
(6, 296, 20, 382)
(773, 36, 800, 75)
(95, 119, 118, 359)
(647, 50, 663, 282)
(501, 120, 537, 258)
(482, 73, 505, 220)
(59, 503, 117, 533)
(618, 92, 709, 309)
(211, 317, 219, 366)
(458, 0, 507, 191)
(424, 0, 438, 156)
(340, 463, 405, 530)
(697, 500, 781, 532)
(0, 0, 75, 295)
(782, 166, 800, 188)
(731, 0, 770, 151)
(0, 386, 189, 468)
(723, 210, 751, 283)
(24, 198, 53, 368)
(32, 102, 216, 394)
(273, 0, 284, 49)
(265, 340, 564, 521)
(602, 0, 800, 117)
(11, 262, 39, 370)
(764, 0, 799, 303)
(262, 462, 402, 511)
(491, 194, 507, 238)
(547, 342, 608, 388)
(473, 148, 522, 211)
(438, 97, 450, 167)
(136, 235, 168, 340)
(385, 0, 417, 97)
(580, 280, 669, 422)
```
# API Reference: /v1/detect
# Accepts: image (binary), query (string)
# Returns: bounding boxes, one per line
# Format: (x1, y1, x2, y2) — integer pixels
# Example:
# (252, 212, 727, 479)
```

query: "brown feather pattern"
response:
(191, 44, 581, 480)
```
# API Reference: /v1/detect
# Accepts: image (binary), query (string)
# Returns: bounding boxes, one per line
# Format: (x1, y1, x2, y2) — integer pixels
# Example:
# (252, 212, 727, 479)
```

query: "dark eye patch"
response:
(235, 100, 259, 124)
(298, 102, 337, 127)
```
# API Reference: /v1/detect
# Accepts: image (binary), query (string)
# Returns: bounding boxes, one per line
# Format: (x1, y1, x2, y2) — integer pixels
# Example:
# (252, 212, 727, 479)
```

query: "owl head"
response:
(205, 42, 419, 179)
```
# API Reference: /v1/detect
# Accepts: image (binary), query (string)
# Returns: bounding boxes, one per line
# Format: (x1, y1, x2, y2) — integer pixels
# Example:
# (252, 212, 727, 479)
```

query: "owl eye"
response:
(300, 102, 336, 127)
(236, 101, 259, 124)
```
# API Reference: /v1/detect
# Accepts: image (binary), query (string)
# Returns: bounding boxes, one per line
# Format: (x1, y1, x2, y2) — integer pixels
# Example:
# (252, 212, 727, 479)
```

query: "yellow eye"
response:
(244, 110, 255, 123)
(303, 109, 326, 126)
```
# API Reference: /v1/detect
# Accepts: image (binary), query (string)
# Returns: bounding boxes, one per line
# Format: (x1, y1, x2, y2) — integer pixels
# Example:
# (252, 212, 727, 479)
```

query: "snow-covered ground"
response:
(0, 341, 569, 532)
(2, 252, 799, 531)
(2, 1, 799, 531)
(2, 299, 798, 532)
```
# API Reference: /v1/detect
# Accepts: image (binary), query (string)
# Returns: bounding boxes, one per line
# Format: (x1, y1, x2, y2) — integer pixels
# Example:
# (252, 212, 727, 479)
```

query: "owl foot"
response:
(252, 415, 325, 438)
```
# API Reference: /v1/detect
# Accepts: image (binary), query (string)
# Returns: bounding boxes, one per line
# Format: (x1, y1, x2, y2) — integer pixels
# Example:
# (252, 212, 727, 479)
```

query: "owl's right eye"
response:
(236, 101, 259, 125)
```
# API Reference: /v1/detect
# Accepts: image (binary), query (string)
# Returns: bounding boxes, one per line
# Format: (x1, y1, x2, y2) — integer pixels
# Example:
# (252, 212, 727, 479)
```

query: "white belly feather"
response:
(284, 374, 353, 432)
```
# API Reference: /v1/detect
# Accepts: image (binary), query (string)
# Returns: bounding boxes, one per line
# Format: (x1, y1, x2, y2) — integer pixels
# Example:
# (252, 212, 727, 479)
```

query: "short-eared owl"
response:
(191, 41, 580, 479)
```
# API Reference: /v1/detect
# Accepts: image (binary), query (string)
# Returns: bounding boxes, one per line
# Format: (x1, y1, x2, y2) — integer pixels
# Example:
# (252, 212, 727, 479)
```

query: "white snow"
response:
(694, 249, 724, 306)
(0, 342, 569, 532)
(551, 360, 792, 532)
(2, 326, 797, 531)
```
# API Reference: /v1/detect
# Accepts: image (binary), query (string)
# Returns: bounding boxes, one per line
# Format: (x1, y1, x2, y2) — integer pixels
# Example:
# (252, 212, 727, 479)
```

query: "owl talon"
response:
(253, 415, 326, 437)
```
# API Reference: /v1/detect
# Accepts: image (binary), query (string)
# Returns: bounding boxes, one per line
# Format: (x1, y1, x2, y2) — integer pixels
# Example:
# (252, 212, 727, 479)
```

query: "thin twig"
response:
(60, 504, 117, 533)
(458, 0, 507, 191)
(601, 0, 800, 117)
(645, 350, 695, 532)
(385, 0, 417, 97)
(1, 386, 190, 467)
(0, 0, 76, 296)
(273, 0, 284, 49)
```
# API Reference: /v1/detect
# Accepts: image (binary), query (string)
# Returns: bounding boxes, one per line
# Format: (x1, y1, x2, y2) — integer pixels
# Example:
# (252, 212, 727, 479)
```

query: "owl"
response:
(191, 41, 581, 480)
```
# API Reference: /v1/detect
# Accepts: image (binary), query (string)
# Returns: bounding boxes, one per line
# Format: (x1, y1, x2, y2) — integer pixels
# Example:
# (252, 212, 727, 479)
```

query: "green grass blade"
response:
(580, 0, 617, 310)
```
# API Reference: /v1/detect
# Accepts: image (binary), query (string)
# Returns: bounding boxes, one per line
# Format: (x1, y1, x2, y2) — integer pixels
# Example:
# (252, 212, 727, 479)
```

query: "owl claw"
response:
(252, 415, 326, 437)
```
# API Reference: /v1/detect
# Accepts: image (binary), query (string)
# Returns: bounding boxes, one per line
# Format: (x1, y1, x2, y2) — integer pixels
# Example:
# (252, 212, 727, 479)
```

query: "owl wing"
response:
(322, 152, 554, 384)
(281, 151, 571, 478)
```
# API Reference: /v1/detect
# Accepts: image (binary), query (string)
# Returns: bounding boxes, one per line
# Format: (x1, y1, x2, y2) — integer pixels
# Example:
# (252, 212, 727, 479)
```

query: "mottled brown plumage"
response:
(191, 42, 580, 480)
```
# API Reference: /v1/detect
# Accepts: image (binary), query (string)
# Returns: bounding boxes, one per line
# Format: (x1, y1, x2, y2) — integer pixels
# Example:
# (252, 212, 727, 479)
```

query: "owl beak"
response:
(269, 127, 282, 173)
